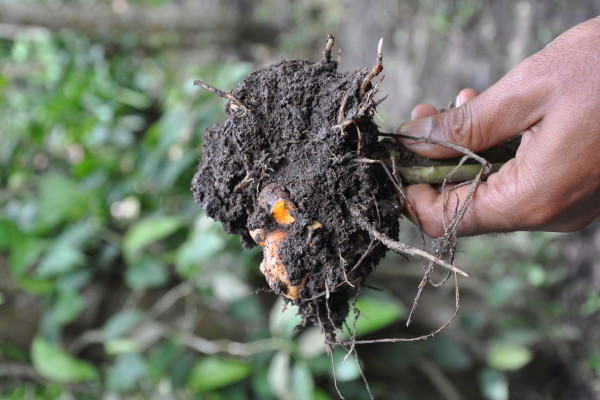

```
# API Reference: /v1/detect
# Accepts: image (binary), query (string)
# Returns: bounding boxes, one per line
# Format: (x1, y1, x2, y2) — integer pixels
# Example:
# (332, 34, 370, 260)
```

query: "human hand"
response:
(398, 17, 600, 237)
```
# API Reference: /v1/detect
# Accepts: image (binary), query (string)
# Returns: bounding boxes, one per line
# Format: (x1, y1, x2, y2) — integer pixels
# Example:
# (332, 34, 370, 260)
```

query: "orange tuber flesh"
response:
(252, 184, 313, 300)
(258, 230, 306, 300)
(271, 199, 296, 225)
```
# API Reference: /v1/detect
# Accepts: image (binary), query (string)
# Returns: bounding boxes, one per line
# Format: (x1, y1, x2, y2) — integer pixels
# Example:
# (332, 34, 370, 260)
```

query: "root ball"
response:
(192, 40, 402, 337)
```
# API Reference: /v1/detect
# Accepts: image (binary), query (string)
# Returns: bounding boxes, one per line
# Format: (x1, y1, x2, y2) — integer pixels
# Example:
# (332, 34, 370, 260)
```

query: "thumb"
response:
(398, 62, 549, 158)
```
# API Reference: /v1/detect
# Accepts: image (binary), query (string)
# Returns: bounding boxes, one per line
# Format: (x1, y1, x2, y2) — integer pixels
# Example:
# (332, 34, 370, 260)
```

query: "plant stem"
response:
(399, 162, 505, 184)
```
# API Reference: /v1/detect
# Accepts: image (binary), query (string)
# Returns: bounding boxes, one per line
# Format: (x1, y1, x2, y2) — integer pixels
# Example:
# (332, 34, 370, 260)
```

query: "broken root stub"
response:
(193, 38, 404, 338)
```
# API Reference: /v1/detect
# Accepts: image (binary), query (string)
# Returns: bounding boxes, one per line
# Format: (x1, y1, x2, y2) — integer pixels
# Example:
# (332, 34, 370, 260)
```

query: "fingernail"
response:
(397, 118, 432, 148)
(410, 108, 419, 120)
(455, 93, 463, 107)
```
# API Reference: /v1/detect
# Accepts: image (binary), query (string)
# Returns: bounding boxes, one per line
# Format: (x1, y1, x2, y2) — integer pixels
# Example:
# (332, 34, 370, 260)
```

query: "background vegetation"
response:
(0, 1, 599, 399)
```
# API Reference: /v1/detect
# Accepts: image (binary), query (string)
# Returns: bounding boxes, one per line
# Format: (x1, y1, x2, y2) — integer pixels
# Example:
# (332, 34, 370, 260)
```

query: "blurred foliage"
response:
(0, 3, 402, 399)
(1, 0, 599, 399)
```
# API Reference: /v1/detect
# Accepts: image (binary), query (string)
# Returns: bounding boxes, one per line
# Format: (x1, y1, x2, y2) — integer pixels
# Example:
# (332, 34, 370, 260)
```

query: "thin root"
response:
(335, 272, 461, 346)
(392, 132, 490, 326)
(339, 253, 355, 288)
(359, 38, 384, 98)
(323, 33, 335, 63)
(194, 80, 249, 116)
(355, 122, 363, 155)
(348, 206, 468, 277)
(327, 344, 346, 400)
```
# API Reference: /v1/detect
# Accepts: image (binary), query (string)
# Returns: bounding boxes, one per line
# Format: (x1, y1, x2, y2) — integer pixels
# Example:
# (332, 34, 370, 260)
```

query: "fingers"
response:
(410, 103, 437, 120)
(455, 88, 478, 107)
(404, 116, 600, 237)
(404, 159, 530, 237)
(398, 63, 551, 158)
(401, 17, 600, 236)
(409, 88, 479, 121)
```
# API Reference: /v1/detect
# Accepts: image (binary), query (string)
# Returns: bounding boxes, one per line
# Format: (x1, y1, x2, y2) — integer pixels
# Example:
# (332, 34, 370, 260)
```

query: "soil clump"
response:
(193, 39, 407, 338)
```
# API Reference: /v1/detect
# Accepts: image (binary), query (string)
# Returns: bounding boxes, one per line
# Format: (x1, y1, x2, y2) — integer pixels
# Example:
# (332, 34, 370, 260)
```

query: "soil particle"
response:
(192, 54, 402, 337)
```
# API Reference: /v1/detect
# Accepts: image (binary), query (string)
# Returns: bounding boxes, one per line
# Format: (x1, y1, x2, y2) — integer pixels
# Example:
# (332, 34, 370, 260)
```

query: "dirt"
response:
(192, 45, 404, 338)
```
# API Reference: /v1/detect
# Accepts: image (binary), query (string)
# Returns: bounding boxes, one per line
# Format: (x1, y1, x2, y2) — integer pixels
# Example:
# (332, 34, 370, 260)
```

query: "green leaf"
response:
(486, 278, 524, 308)
(16, 276, 55, 295)
(36, 174, 90, 230)
(479, 368, 508, 400)
(175, 230, 225, 278)
(314, 389, 334, 400)
(37, 244, 84, 278)
(106, 339, 140, 355)
(0, 73, 8, 95)
(269, 298, 302, 339)
(0, 219, 14, 249)
(587, 353, 600, 376)
(9, 235, 47, 278)
(148, 340, 183, 380)
(583, 293, 600, 316)
(333, 350, 361, 382)
(346, 294, 404, 337)
(55, 221, 96, 249)
(104, 309, 143, 341)
(0, 341, 27, 362)
(107, 353, 148, 393)
(292, 362, 314, 400)
(267, 352, 291, 399)
(54, 290, 85, 325)
(187, 357, 251, 393)
(123, 216, 182, 260)
(31, 337, 98, 383)
(429, 334, 472, 371)
(487, 342, 533, 371)
(298, 328, 327, 358)
(125, 256, 168, 290)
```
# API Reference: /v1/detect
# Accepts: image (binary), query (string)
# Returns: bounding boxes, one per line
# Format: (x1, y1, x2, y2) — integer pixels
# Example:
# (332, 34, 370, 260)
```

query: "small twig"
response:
(193, 79, 249, 116)
(323, 33, 335, 63)
(359, 38, 383, 98)
(0, 363, 43, 382)
(180, 332, 288, 356)
(148, 282, 194, 319)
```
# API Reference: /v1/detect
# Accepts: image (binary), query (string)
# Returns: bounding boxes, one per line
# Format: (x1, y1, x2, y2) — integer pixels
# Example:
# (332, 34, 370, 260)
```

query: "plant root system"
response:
(192, 35, 493, 341)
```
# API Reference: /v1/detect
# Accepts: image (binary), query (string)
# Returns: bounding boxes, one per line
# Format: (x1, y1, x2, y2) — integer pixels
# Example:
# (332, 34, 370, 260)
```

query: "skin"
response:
(398, 16, 600, 238)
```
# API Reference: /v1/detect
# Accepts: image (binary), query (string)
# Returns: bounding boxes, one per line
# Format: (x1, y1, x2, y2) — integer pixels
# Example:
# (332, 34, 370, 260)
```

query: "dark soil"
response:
(192, 52, 403, 338)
